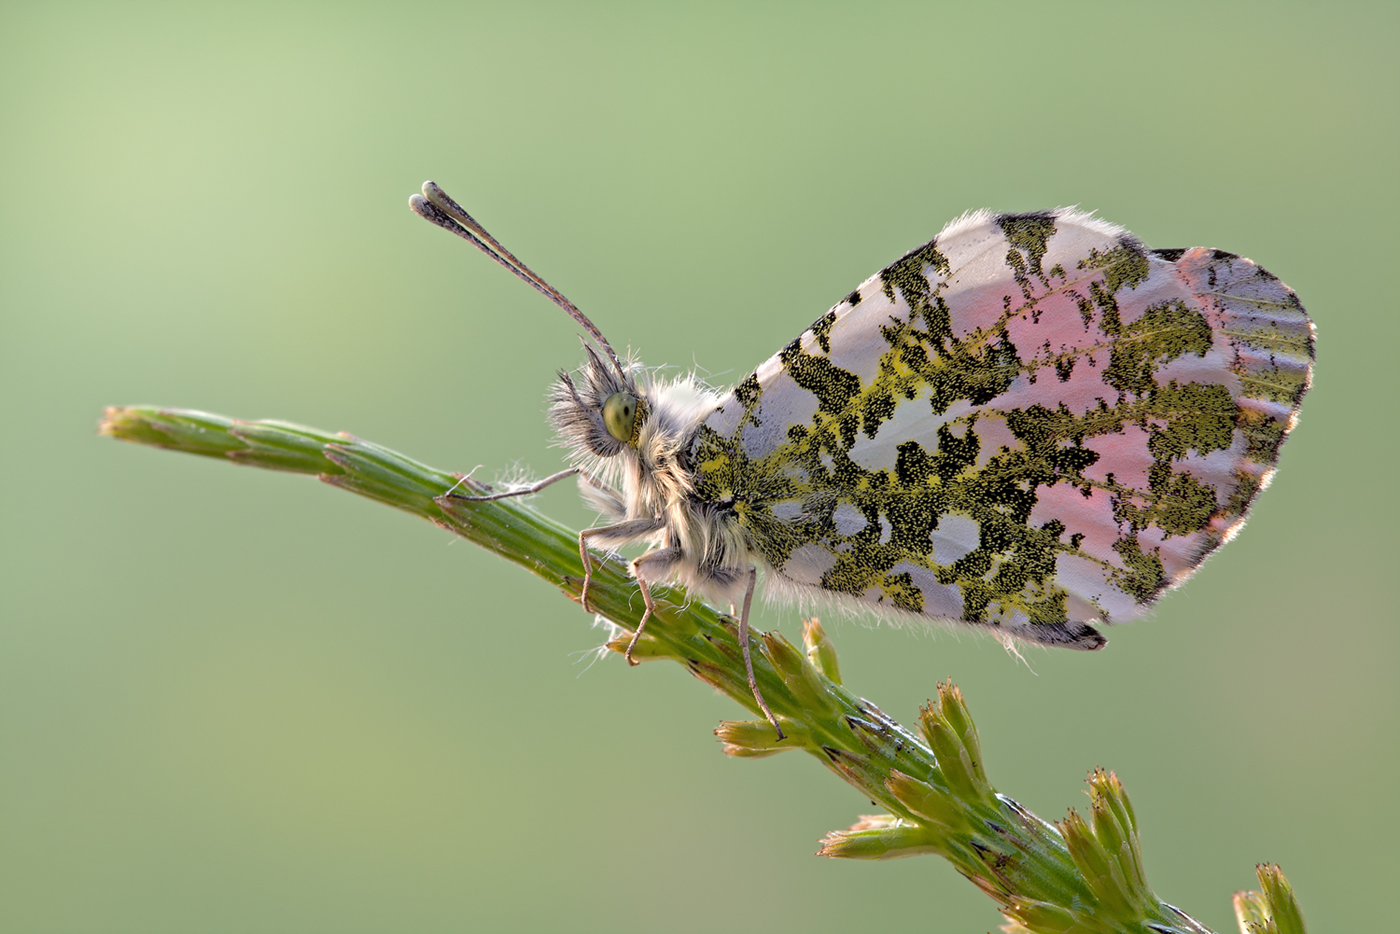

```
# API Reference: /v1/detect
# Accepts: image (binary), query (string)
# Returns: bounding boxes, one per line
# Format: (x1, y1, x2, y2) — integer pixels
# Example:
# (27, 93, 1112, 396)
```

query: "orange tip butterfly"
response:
(411, 182, 1313, 738)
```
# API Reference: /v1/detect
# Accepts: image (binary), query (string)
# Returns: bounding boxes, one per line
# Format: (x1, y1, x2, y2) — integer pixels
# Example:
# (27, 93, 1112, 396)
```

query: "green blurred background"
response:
(2, 3, 1395, 931)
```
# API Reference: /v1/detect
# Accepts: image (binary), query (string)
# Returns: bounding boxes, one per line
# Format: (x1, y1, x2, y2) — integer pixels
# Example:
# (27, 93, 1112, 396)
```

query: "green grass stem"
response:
(100, 405, 1306, 934)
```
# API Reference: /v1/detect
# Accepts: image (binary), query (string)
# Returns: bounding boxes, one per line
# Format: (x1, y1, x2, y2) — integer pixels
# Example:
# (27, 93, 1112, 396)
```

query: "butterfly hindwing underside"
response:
(688, 209, 1313, 648)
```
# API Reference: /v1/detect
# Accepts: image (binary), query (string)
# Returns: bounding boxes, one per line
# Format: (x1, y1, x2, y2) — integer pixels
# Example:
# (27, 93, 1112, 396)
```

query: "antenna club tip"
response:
(408, 193, 431, 216)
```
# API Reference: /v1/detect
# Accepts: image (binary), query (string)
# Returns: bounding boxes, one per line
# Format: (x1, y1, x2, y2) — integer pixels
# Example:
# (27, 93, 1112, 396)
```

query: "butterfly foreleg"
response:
(736, 567, 784, 741)
(447, 467, 582, 502)
(577, 517, 666, 614)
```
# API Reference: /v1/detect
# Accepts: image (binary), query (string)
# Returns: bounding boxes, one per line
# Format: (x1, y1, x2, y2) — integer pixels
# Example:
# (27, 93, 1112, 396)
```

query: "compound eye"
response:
(601, 392, 638, 443)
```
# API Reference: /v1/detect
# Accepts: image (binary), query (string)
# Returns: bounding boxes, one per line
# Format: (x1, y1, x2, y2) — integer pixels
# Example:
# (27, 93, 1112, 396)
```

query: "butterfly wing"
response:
(688, 210, 1314, 647)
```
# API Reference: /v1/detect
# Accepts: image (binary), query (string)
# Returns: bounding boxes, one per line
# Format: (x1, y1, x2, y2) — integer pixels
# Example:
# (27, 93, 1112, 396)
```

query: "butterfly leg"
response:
(576, 518, 666, 613)
(578, 532, 594, 610)
(624, 547, 682, 665)
(446, 467, 581, 502)
(737, 567, 784, 741)
(626, 577, 655, 667)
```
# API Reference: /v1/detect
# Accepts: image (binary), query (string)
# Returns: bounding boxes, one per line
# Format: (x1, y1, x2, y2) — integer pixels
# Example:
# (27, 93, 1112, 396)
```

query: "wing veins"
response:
(1197, 289, 1297, 311)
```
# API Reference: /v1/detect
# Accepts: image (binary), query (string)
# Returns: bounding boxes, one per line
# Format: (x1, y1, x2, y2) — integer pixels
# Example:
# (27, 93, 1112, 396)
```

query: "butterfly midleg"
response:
(624, 546, 683, 665)
(577, 517, 666, 613)
(737, 567, 784, 741)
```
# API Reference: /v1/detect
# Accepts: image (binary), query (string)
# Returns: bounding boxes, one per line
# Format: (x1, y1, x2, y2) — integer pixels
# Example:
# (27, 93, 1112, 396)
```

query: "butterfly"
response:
(410, 181, 1314, 738)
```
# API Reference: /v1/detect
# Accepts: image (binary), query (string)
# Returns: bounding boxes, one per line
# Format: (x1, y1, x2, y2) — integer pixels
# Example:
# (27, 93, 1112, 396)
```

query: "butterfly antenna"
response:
(410, 181, 628, 380)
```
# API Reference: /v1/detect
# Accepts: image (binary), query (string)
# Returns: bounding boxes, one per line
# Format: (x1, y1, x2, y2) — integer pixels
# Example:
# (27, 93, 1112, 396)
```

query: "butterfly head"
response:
(550, 342, 649, 459)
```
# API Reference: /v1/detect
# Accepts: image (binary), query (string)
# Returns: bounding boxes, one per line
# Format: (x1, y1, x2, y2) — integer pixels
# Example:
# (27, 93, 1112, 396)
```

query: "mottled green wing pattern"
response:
(688, 210, 1313, 647)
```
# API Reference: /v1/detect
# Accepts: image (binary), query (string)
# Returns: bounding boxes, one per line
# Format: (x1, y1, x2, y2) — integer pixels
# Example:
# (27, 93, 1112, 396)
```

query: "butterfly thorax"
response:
(550, 346, 760, 602)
